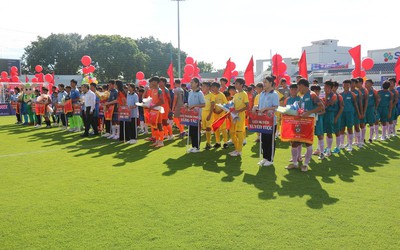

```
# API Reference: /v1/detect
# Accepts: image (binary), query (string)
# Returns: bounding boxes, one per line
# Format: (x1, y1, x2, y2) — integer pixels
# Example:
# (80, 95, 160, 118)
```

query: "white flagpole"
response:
(186, 125, 190, 153)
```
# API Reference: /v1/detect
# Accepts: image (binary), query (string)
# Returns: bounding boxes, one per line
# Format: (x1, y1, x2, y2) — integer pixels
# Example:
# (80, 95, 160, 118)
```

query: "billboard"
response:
(0, 58, 21, 73)
(311, 62, 349, 71)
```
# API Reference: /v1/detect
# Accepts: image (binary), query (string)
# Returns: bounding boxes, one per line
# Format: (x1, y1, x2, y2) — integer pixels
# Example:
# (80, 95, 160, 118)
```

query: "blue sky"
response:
(0, 0, 395, 70)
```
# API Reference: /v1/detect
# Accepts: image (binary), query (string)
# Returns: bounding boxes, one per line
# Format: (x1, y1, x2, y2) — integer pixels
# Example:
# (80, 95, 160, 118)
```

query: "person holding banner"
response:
(254, 76, 279, 166)
(211, 81, 229, 148)
(81, 84, 98, 137)
(104, 80, 119, 140)
(186, 77, 205, 153)
(229, 78, 249, 157)
(286, 79, 323, 172)
(147, 76, 165, 147)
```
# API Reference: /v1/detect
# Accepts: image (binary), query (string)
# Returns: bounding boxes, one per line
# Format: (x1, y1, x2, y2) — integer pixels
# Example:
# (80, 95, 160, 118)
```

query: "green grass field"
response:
(1, 115, 399, 249)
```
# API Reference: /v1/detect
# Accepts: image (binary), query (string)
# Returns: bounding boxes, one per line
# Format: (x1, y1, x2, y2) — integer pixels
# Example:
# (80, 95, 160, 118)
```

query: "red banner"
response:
(118, 105, 130, 121)
(55, 104, 64, 115)
(73, 104, 82, 116)
(180, 107, 199, 126)
(64, 100, 73, 113)
(98, 105, 104, 118)
(11, 101, 18, 110)
(248, 111, 275, 134)
(280, 114, 315, 144)
(35, 103, 45, 115)
(104, 105, 114, 121)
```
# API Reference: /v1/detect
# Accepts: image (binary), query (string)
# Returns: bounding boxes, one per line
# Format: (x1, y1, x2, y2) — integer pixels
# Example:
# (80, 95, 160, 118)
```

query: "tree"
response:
(136, 36, 187, 77)
(197, 61, 214, 73)
(81, 35, 148, 81)
(21, 33, 83, 75)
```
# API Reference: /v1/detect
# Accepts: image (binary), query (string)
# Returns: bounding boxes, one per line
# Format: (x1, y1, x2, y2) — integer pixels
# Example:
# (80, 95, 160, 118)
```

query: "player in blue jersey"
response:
(364, 79, 380, 143)
(356, 77, 369, 147)
(388, 78, 399, 137)
(377, 81, 393, 140)
(332, 81, 344, 153)
(350, 78, 363, 147)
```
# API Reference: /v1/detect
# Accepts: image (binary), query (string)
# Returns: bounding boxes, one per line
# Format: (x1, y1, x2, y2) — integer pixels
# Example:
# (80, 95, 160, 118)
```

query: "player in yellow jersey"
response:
(201, 82, 216, 150)
(211, 81, 229, 148)
(229, 78, 249, 156)
(252, 83, 264, 142)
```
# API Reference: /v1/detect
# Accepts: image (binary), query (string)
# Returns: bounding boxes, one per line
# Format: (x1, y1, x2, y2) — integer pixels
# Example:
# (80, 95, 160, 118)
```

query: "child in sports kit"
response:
(148, 76, 165, 147)
(310, 85, 326, 160)
(340, 80, 360, 152)
(356, 77, 368, 146)
(350, 78, 363, 147)
(364, 79, 380, 142)
(229, 78, 249, 157)
(332, 81, 344, 153)
(159, 77, 174, 141)
(201, 82, 216, 150)
(388, 78, 399, 137)
(211, 81, 229, 148)
(286, 79, 323, 172)
(322, 81, 338, 157)
(377, 81, 393, 140)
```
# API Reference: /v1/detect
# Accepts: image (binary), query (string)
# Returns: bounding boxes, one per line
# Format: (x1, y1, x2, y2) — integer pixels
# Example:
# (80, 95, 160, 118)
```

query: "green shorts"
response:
(365, 106, 376, 125)
(341, 111, 354, 129)
(315, 114, 324, 136)
(323, 111, 335, 134)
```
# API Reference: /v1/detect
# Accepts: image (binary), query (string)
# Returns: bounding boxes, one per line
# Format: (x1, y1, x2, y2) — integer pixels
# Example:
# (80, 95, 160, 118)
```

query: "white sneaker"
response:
(346, 146, 353, 152)
(129, 139, 137, 144)
(68, 128, 75, 132)
(102, 133, 111, 137)
(380, 136, 386, 141)
(325, 149, 332, 157)
(263, 160, 273, 167)
(168, 135, 175, 140)
(75, 128, 81, 132)
(243, 139, 247, 145)
(111, 135, 119, 140)
(339, 144, 346, 149)
(228, 150, 238, 156)
(187, 147, 200, 153)
(107, 134, 115, 139)
(230, 151, 242, 156)
(258, 159, 267, 166)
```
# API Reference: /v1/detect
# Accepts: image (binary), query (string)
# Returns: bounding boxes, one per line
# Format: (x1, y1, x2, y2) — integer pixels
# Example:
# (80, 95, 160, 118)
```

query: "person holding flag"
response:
(229, 78, 249, 157)
(211, 81, 229, 148)
(201, 82, 216, 150)
(254, 76, 279, 166)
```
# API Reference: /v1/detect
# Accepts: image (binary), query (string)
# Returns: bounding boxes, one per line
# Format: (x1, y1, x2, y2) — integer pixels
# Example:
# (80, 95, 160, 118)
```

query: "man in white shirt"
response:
(81, 84, 99, 137)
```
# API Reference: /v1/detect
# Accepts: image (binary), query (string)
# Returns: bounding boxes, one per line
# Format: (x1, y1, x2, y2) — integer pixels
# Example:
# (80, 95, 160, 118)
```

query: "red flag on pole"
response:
(299, 50, 308, 79)
(349, 45, 361, 77)
(25, 75, 29, 83)
(395, 57, 400, 83)
(167, 62, 174, 88)
(244, 56, 254, 86)
(222, 58, 232, 85)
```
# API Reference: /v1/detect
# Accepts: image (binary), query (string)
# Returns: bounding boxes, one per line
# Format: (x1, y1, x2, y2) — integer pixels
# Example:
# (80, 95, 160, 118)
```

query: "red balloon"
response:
(11, 76, 19, 82)
(362, 58, 374, 71)
(88, 65, 95, 73)
(184, 64, 194, 74)
(232, 70, 239, 77)
(81, 55, 92, 66)
(45, 74, 53, 83)
(139, 80, 147, 86)
(182, 76, 191, 83)
(82, 67, 90, 74)
(277, 63, 287, 75)
(38, 73, 44, 82)
(194, 67, 200, 75)
(136, 71, 145, 80)
(185, 57, 194, 65)
(272, 54, 283, 64)
(32, 77, 38, 83)
(10, 66, 18, 72)
(1, 71, 8, 78)
(360, 70, 366, 78)
(35, 65, 43, 73)
(11, 71, 18, 77)
(229, 62, 236, 70)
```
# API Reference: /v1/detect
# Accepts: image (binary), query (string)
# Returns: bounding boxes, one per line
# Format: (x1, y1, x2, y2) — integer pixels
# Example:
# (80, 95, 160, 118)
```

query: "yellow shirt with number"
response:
(213, 92, 228, 113)
(233, 91, 249, 111)
(253, 94, 260, 107)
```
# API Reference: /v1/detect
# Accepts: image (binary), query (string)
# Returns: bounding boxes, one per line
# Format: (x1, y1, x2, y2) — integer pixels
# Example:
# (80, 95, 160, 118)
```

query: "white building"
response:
(302, 39, 352, 66)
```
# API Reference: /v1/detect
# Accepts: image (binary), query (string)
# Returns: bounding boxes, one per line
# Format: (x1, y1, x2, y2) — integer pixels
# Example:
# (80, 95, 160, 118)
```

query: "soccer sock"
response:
(298, 144, 302, 158)
(375, 125, 379, 137)
(327, 137, 333, 150)
(361, 128, 366, 142)
(222, 129, 228, 143)
(304, 146, 313, 165)
(370, 126, 374, 140)
(356, 131, 360, 143)
(236, 131, 244, 152)
(291, 146, 299, 165)
(151, 128, 155, 138)
(318, 139, 324, 153)
(348, 133, 354, 146)
(69, 117, 75, 129)
(206, 131, 211, 144)
(335, 135, 340, 148)
(159, 129, 164, 141)
(383, 125, 387, 137)
(215, 129, 221, 143)
(167, 124, 173, 136)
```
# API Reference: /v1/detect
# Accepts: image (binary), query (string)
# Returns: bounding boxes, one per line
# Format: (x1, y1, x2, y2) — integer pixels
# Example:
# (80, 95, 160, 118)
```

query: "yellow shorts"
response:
(202, 111, 214, 130)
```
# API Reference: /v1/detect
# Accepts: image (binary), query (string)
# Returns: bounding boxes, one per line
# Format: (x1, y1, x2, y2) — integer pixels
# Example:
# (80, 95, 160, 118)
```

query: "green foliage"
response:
(21, 34, 206, 81)
(197, 61, 215, 73)
(0, 116, 399, 249)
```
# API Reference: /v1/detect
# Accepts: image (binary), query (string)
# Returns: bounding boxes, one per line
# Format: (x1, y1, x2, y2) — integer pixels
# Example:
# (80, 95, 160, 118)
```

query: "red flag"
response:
(395, 57, 400, 83)
(212, 112, 230, 131)
(299, 50, 308, 79)
(25, 75, 29, 83)
(167, 62, 174, 88)
(244, 56, 254, 86)
(222, 58, 232, 85)
(349, 45, 361, 77)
